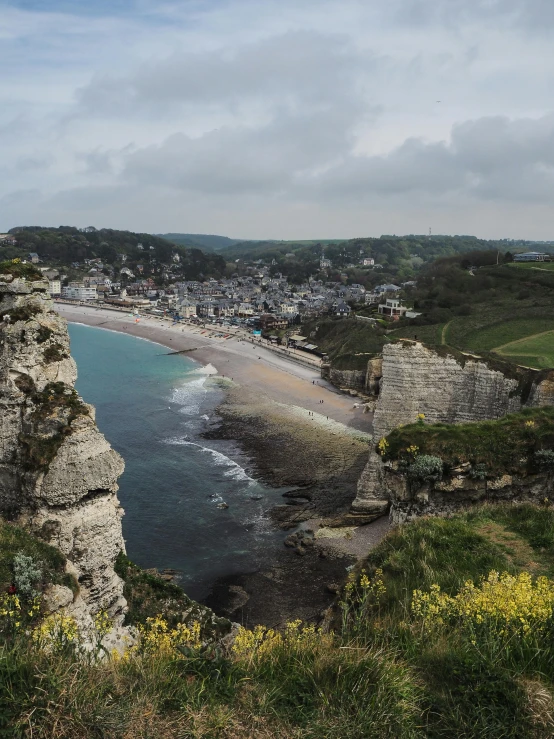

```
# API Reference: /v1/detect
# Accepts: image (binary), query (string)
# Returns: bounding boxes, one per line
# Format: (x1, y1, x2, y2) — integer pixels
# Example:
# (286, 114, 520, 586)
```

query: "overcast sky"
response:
(2, 0, 554, 239)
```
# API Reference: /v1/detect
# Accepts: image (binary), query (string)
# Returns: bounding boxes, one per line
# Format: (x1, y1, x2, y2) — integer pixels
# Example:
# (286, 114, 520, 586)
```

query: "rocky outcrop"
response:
(370, 462, 554, 525)
(0, 273, 127, 625)
(354, 341, 554, 511)
(321, 365, 366, 392)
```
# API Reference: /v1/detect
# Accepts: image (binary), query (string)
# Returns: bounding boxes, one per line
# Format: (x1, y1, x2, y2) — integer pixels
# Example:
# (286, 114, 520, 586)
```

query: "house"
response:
(61, 282, 97, 301)
(27, 253, 40, 264)
(259, 314, 288, 331)
(177, 299, 197, 319)
(335, 301, 351, 318)
(0, 234, 16, 246)
(320, 258, 331, 268)
(362, 257, 375, 266)
(378, 298, 407, 320)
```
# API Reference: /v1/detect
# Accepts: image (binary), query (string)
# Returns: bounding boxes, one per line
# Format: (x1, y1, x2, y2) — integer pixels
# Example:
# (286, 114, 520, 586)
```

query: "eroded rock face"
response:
(372, 342, 533, 439)
(354, 342, 554, 511)
(375, 463, 554, 525)
(0, 275, 127, 622)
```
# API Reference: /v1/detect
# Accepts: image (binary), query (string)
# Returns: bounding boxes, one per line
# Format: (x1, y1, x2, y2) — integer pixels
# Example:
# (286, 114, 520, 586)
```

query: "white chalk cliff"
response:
(354, 341, 554, 513)
(0, 272, 127, 635)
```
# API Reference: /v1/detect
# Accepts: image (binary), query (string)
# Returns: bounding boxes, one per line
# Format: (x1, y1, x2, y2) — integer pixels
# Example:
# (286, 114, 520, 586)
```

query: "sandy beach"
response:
(55, 303, 372, 432)
(57, 302, 388, 627)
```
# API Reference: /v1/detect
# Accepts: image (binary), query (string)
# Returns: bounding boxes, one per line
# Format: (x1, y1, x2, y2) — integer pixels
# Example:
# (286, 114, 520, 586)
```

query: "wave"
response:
(191, 363, 218, 376)
(170, 377, 208, 416)
(164, 437, 255, 484)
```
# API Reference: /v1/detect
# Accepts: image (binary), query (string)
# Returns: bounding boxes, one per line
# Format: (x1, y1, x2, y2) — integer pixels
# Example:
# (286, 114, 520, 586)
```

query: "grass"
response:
(496, 331, 554, 369)
(0, 259, 42, 280)
(382, 406, 554, 477)
(4, 504, 554, 736)
(508, 262, 554, 272)
(5, 504, 554, 737)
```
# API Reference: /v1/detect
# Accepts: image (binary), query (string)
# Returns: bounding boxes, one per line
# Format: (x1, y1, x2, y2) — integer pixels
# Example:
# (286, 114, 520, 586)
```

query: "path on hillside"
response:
(492, 329, 554, 354)
(441, 320, 452, 345)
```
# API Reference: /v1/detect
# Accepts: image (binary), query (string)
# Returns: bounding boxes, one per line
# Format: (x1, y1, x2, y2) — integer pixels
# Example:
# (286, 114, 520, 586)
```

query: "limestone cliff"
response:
(354, 341, 554, 513)
(372, 463, 554, 526)
(0, 272, 127, 627)
(372, 342, 554, 439)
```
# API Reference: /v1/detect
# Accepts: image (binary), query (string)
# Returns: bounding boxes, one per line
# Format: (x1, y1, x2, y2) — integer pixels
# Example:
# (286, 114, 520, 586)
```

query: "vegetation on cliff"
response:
(18, 382, 90, 471)
(0, 259, 42, 281)
(2, 504, 554, 737)
(380, 407, 554, 479)
(304, 317, 386, 369)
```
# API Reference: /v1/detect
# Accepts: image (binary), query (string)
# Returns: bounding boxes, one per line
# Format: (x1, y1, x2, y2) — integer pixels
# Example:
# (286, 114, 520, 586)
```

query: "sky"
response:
(2, 0, 554, 239)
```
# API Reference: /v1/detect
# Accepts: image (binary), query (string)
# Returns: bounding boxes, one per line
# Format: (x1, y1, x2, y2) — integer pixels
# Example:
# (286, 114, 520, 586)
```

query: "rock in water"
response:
(0, 272, 128, 635)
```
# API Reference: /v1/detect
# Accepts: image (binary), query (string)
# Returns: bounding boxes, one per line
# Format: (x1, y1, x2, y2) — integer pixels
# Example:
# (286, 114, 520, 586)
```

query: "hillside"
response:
(4, 226, 227, 281)
(4, 503, 554, 737)
(390, 253, 554, 369)
(157, 233, 243, 251)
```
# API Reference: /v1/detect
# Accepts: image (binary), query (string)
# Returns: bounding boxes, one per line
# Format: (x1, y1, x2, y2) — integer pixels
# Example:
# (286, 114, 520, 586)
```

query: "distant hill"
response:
(6, 226, 227, 280)
(158, 233, 243, 252)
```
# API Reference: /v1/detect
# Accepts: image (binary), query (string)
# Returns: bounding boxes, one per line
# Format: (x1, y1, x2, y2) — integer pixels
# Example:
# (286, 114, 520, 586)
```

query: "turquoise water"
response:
(68, 323, 283, 601)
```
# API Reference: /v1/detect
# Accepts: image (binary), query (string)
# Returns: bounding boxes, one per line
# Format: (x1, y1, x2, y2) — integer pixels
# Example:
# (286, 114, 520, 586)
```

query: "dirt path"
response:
(441, 320, 452, 345)
(492, 329, 554, 353)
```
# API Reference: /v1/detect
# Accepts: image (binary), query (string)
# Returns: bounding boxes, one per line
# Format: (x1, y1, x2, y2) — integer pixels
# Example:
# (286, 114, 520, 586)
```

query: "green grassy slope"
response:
(4, 504, 554, 737)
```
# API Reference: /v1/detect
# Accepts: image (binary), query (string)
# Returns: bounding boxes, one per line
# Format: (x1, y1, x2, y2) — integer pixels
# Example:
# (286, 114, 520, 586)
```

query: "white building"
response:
(378, 298, 407, 319)
(48, 280, 61, 297)
(320, 258, 331, 268)
(362, 257, 375, 266)
(61, 283, 97, 301)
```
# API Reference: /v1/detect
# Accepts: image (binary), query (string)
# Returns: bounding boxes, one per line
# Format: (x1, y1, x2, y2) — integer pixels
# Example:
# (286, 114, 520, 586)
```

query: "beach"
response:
(57, 303, 388, 626)
(55, 303, 370, 430)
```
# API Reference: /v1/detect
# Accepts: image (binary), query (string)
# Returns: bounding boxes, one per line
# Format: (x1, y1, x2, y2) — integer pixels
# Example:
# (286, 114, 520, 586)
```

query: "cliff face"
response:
(0, 274, 127, 624)
(373, 463, 554, 525)
(354, 341, 554, 512)
(372, 342, 554, 439)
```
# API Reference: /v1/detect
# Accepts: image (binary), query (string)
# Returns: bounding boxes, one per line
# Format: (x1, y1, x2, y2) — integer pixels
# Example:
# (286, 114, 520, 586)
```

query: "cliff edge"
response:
(0, 266, 127, 634)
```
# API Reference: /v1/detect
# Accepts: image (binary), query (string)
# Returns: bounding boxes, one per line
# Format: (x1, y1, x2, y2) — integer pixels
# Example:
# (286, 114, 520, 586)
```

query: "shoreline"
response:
(56, 302, 372, 431)
(58, 303, 389, 626)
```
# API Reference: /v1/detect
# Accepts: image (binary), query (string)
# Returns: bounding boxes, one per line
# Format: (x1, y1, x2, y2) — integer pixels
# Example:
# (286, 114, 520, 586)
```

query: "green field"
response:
(495, 331, 554, 369)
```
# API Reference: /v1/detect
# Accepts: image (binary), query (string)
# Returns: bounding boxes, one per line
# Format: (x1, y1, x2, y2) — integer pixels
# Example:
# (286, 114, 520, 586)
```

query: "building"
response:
(362, 257, 375, 266)
(378, 298, 407, 319)
(335, 301, 351, 317)
(513, 252, 549, 262)
(177, 299, 197, 319)
(0, 234, 16, 246)
(61, 283, 97, 301)
(27, 253, 40, 264)
(320, 258, 331, 268)
(47, 280, 61, 297)
(259, 314, 288, 331)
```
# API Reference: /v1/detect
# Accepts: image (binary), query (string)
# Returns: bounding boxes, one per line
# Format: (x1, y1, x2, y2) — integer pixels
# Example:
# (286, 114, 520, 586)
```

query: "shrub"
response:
(13, 553, 42, 599)
(407, 454, 443, 484)
(469, 462, 488, 480)
(43, 344, 68, 363)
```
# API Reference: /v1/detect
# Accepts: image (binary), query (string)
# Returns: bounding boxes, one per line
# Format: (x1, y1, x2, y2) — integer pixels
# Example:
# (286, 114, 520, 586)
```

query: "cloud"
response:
(2, 0, 554, 237)
(76, 30, 372, 116)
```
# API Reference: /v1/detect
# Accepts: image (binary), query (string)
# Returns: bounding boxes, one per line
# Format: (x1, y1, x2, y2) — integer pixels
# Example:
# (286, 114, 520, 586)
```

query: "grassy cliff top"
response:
(381, 407, 554, 476)
(5, 504, 554, 737)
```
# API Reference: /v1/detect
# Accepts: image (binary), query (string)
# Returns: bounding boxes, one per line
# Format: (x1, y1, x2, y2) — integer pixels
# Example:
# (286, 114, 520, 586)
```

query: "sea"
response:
(68, 322, 284, 601)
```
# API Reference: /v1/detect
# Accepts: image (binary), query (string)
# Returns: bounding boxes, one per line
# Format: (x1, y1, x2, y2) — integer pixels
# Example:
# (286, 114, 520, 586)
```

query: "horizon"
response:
(2, 1, 554, 238)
